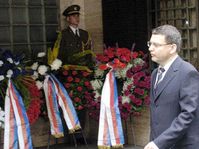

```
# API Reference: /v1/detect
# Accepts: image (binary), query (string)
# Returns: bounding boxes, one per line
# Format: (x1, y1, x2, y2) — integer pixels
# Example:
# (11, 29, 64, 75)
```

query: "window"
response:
(147, 0, 199, 66)
(0, 0, 59, 59)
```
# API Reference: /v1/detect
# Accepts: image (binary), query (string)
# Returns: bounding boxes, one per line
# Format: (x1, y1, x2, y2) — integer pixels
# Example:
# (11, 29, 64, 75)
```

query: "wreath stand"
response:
(46, 110, 88, 149)
(47, 127, 88, 149)
(124, 116, 136, 147)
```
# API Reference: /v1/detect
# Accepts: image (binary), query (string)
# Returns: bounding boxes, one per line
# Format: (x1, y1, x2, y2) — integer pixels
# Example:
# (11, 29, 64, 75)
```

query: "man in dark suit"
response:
(58, 4, 92, 66)
(144, 25, 199, 149)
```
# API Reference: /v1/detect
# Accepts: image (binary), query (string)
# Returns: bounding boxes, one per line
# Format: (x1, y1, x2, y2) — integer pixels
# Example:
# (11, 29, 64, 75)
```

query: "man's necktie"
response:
(75, 29, 79, 38)
(154, 67, 165, 89)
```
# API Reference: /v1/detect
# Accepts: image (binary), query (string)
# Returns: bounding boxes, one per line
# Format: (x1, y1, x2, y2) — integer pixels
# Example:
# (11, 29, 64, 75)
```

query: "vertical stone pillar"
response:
(83, 0, 103, 53)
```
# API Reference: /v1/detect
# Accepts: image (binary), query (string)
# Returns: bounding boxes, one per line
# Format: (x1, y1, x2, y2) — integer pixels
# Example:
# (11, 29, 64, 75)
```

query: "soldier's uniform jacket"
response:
(58, 26, 91, 65)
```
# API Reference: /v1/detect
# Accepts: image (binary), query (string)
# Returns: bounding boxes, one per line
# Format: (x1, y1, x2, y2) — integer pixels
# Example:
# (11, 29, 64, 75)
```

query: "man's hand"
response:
(144, 142, 159, 149)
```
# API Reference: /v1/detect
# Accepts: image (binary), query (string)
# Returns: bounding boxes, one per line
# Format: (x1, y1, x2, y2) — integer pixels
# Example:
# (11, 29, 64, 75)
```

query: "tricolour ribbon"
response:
(4, 79, 33, 149)
(43, 74, 81, 138)
(98, 70, 124, 148)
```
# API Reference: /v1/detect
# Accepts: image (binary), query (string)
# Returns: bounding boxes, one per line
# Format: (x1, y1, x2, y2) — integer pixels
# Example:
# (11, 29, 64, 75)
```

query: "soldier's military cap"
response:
(63, 5, 80, 16)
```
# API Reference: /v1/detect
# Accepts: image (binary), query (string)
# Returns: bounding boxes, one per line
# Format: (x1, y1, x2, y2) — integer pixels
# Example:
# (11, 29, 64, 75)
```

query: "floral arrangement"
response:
(0, 49, 42, 124)
(89, 47, 150, 120)
(30, 52, 63, 120)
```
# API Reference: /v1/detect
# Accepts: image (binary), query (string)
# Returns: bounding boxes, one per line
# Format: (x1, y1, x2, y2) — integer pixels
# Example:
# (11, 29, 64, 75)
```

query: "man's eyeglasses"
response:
(147, 41, 171, 48)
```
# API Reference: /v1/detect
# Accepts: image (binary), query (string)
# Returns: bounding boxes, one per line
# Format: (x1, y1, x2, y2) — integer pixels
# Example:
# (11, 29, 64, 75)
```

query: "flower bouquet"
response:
(0, 49, 42, 125)
(30, 52, 63, 119)
(90, 47, 150, 120)
(31, 52, 85, 136)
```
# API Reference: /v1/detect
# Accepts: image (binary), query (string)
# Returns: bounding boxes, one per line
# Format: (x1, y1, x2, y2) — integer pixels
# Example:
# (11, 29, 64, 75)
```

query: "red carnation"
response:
(72, 71, 78, 76)
(134, 88, 144, 95)
(77, 105, 84, 110)
(82, 71, 90, 77)
(63, 70, 68, 76)
(75, 77, 80, 83)
(132, 52, 138, 59)
(64, 83, 70, 88)
(77, 86, 83, 91)
(99, 64, 108, 70)
(67, 76, 73, 82)
(74, 97, 81, 102)
(84, 81, 90, 87)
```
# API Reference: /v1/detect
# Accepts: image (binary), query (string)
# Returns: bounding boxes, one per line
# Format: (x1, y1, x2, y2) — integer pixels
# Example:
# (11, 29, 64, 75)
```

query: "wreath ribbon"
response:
(98, 70, 124, 148)
(43, 74, 81, 138)
(4, 79, 33, 149)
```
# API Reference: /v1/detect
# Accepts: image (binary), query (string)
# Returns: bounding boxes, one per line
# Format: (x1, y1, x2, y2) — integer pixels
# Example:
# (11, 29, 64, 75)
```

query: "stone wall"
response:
(125, 108, 150, 146)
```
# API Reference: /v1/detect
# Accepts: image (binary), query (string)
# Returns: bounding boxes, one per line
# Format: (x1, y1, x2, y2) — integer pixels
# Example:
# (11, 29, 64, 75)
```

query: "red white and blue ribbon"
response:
(98, 70, 124, 148)
(4, 79, 33, 149)
(43, 74, 81, 138)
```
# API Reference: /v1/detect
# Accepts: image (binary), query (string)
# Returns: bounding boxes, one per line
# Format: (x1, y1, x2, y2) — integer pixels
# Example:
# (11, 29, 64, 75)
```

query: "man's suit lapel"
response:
(154, 57, 181, 102)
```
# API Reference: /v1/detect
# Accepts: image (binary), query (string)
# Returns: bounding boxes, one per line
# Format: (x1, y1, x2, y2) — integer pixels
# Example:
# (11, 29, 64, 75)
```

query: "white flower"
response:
(0, 75, 4, 81)
(37, 52, 46, 58)
(50, 59, 62, 70)
(36, 80, 43, 89)
(6, 69, 13, 78)
(38, 65, 48, 75)
(32, 71, 39, 80)
(90, 79, 103, 90)
(121, 96, 130, 104)
(7, 58, 13, 63)
(31, 62, 38, 70)
(133, 58, 144, 66)
(94, 68, 104, 77)
(0, 60, 3, 67)
(122, 78, 134, 91)
(94, 90, 100, 100)
(14, 61, 20, 65)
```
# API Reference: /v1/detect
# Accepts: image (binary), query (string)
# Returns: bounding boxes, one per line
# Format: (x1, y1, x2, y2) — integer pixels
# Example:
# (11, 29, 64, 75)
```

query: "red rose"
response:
(72, 71, 78, 76)
(99, 64, 108, 70)
(75, 78, 80, 83)
(124, 90, 130, 96)
(82, 71, 90, 77)
(74, 97, 81, 102)
(134, 88, 144, 95)
(64, 83, 70, 88)
(132, 52, 138, 59)
(127, 84, 132, 90)
(106, 50, 114, 58)
(77, 105, 84, 110)
(84, 81, 90, 86)
(77, 86, 83, 91)
(67, 76, 73, 82)
(63, 70, 68, 76)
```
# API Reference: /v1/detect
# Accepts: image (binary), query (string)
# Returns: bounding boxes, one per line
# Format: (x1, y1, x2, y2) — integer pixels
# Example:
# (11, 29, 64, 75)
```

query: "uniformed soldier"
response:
(58, 4, 92, 66)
